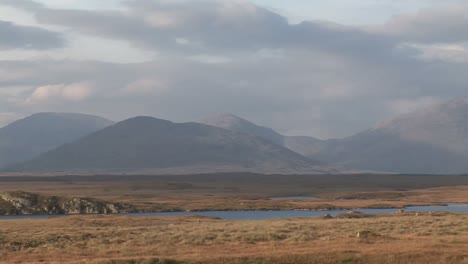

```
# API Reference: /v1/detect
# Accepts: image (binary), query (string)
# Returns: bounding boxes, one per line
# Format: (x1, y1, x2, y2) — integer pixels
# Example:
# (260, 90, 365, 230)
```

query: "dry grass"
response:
(2, 174, 468, 212)
(2, 174, 468, 263)
(1, 213, 468, 263)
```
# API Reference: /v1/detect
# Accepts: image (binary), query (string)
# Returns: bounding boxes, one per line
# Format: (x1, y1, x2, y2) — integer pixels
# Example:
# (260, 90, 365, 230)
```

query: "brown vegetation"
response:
(1, 173, 468, 263)
(1, 213, 468, 263)
(1, 174, 468, 212)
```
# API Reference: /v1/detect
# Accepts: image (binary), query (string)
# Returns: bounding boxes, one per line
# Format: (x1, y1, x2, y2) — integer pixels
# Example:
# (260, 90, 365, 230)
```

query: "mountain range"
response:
(315, 98, 468, 174)
(201, 114, 324, 158)
(0, 113, 113, 168)
(6, 116, 326, 174)
(3, 97, 468, 174)
(203, 98, 468, 174)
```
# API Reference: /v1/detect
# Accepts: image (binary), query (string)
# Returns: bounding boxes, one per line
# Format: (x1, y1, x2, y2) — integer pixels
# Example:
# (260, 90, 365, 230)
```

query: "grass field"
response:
(1, 213, 468, 263)
(1, 173, 468, 263)
(1, 173, 468, 212)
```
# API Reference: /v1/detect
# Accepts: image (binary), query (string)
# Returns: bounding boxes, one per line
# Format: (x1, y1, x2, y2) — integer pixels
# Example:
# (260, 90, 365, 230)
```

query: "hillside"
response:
(201, 114, 323, 157)
(201, 99, 468, 174)
(7, 116, 328, 174)
(315, 98, 468, 174)
(0, 112, 113, 168)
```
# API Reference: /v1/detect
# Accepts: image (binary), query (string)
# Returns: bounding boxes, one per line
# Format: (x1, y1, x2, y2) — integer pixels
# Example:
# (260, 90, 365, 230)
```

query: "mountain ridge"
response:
(7, 116, 330, 174)
(200, 113, 323, 157)
(0, 112, 114, 168)
(313, 98, 468, 174)
(200, 98, 468, 174)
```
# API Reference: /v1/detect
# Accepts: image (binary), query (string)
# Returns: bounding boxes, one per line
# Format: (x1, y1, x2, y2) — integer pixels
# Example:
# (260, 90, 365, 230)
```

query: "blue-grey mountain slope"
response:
(201, 114, 323, 157)
(314, 98, 468, 174)
(202, 99, 468, 174)
(0, 112, 113, 168)
(8, 116, 329, 174)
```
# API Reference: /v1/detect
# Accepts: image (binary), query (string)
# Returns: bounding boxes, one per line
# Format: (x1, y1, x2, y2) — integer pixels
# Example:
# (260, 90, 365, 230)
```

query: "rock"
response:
(335, 211, 373, 219)
(395, 209, 405, 214)
(356, 230, 379, 238)
(322, 214, 333, 219)
(0, 191, 134, 215)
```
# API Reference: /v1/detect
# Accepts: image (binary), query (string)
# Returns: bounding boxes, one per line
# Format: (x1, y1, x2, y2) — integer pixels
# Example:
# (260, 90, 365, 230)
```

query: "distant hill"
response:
(0, 112, 113, 168)
(7, 116, 329, 174)
(314, 98, 468, 174)
(201, 114, 285, 145)
(201, 99, 468, 174)
(201, 114, 323, 157)
(10, 97, 468, 174)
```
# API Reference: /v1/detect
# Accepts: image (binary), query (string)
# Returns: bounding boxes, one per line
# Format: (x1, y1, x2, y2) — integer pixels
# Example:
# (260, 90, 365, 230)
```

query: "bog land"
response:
(1, 173, 468, 263)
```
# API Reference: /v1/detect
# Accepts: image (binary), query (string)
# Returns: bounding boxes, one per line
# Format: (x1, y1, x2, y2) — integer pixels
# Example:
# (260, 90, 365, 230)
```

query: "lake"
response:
(2, 203, 468, 221)
(270, 196, 320, 200)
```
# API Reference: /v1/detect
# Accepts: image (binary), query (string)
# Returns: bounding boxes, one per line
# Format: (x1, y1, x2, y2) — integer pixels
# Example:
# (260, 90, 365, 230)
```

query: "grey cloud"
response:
(0, 1, 468, 138)
(0, 20, 64, 50)
(0, 0, 43, 11)
(5, 0, 400, 61)
(373, 4, 468, 43)
(1, 46, 468, 138)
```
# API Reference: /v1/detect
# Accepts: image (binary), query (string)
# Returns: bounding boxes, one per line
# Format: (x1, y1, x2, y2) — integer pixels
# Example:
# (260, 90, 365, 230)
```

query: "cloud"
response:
(27, 82, 93, 103)
(121, 79, 168, 96)
(0, 0, 468, 138)
(405, 42, 468, 63)
(370, 3, 468, 43)
(2, 0, 398, 60)
(385, 97, 442, 116)
(0, 0, 43, 11)
(0, 20, 64, 50)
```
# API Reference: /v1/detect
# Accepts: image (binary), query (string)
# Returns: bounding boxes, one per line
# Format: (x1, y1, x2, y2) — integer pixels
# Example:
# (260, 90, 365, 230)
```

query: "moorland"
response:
(1, 173, 468, 263)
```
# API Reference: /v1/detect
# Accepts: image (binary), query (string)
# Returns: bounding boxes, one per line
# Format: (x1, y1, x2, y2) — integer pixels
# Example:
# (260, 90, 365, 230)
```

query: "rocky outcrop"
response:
(335, 211, 374, 219)
(0, 191, 134, 215)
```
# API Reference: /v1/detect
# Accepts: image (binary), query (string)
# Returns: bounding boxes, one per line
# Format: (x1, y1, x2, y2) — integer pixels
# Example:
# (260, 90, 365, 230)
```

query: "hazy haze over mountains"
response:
(0, 112, 113, 168)
(2, 0, 468, 140)
(201, 114, 286, 146)
(9, 116, 327, 174)
(202, 98, 468, 174)
(201, 114, 323, 158)
(3, 97, 468, 174)
(316, 98, 468, 174)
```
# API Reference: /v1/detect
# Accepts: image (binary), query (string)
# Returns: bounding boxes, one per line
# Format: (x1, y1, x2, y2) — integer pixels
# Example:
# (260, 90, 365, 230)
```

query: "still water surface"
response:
(2, 204, 468, 221)
(270, 196, 320, 200)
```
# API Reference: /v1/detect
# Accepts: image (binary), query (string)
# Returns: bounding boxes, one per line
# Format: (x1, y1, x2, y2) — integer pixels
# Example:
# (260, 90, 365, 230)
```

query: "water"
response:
(405, 203, 468, 213)
(3, 204, 468, 221)
(270, 196, 320, 201)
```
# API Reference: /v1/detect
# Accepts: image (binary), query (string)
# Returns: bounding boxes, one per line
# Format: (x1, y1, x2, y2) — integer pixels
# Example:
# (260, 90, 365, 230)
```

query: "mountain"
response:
(315, 98, 468, 174)
(283, 136, 326, 158)
(201, 114, 285, 145)
(0, 112, 113, 168)
(8, 116, 328, 174)
(202, 99, 468, 174)
(201, 114, 323, 157)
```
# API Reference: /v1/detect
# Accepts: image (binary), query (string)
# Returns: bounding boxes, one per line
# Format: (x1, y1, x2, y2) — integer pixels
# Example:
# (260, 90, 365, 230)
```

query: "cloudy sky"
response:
(1, 0, 468, 138)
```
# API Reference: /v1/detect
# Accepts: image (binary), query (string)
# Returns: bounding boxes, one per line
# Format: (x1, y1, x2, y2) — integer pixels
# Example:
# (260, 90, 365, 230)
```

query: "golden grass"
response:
(3, 179, 468, 212)
(1, 213, 468, 264)
(2, 175, 468, 263)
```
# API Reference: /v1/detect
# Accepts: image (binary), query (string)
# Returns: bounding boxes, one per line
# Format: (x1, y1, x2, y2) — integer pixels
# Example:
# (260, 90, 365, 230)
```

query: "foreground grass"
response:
(1, 213, 468, 263)
(2, 174, 468, 263)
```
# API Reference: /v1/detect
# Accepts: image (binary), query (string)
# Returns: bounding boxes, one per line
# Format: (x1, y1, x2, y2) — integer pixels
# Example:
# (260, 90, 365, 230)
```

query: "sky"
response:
(1, 0, 468, 138)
